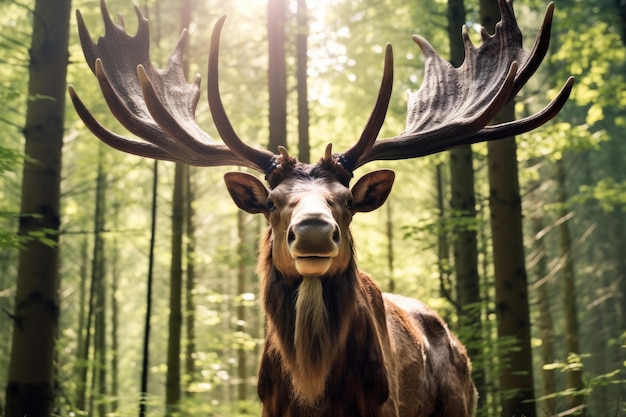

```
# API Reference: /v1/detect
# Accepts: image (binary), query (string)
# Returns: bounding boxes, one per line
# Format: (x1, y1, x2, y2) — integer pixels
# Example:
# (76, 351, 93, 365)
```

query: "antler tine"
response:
(463, 0, 552, 98)
(71, 1, 267, 171)
(339, 43, 394, 172)
(480, 76, 574, 141)
(350, 0, 573, 170)
(207, 16, 278, 174)
(68, 85, 192, 164)
(501, 1, 555, 97)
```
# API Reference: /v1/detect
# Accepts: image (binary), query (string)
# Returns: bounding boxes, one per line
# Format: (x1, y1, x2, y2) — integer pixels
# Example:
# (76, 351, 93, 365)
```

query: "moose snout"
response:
(287, 217, 340, 258)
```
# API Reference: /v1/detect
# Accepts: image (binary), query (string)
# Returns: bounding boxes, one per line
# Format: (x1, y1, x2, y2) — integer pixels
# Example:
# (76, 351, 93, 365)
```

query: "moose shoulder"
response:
(69, 0, 573, 415)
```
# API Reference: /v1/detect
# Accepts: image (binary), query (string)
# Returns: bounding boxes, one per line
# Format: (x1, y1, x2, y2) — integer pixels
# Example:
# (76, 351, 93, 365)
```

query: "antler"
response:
(70, 0, 573, 178)
(68, 0, 276, 173)
(339, 0, 575, 171)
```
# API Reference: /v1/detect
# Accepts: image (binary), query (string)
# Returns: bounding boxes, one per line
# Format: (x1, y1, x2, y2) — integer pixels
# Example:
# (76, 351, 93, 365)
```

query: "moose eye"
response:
(345, 198, 353, 210)
(267, 199, 276, 212)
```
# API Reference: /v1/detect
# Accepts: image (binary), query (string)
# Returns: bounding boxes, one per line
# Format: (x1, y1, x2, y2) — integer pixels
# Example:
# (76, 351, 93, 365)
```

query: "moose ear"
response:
(224, 172, 270, 216)
(350, 169, 395, 213)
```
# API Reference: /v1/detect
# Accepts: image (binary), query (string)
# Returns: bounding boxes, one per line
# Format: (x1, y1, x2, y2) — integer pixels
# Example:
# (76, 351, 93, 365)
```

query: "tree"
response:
(184, 168, 197, 395)
(91, 145, 108, 417)
(166, 161, 185, 414)
(296, 0, 310, 163)
(554, 158, 585, 411)
(268, 0, 288, 151)
(480, 0, 536, 415)
(5, 0, 71, 415)
(445, 0, 485, 408)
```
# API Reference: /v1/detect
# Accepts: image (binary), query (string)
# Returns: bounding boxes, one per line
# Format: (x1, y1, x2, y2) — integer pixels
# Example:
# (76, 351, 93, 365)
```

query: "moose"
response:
(69, 0, 573, 415)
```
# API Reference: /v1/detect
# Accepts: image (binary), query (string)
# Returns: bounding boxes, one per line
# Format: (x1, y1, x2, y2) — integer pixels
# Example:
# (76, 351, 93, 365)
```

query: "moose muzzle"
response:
(287, 198, 340, 277)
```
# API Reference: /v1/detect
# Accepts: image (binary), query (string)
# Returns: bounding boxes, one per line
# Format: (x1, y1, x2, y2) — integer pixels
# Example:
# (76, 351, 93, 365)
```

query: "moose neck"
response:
(258, 228, 361, 405)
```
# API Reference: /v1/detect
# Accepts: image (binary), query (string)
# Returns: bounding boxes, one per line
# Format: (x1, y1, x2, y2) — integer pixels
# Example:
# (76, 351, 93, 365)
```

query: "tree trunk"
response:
(110, 234, 120, 414)
(237, 209, 248, 402)
(435, 164, 452, 302)
(555, 158, 585, 411)
(184, 168, 197, 394)
(385, 200, 395, 293)
(296, 0, 309, 163)
(5, 0, 71, 415)
(139, 161, 158, 417)
(445, 0, 485, 407)
(267, 0, 288, 151)
(75, 239, 90, 412)
(530, 213, 557, 415)
(92, 145, 108, 417)
(166, 163, 185, 414)
(481, 4, 535, 415)
(165, 0, 195, 408)
(485, 124, 536, 417)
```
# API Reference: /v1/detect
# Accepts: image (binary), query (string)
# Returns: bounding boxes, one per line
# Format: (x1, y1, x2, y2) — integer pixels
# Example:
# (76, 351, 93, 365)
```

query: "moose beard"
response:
(292, 276, 337, 406)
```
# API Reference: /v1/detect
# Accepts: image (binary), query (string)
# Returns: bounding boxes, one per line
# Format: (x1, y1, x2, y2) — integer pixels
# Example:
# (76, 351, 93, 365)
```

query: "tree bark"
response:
(184, 168, 197, 394)
(385, 200, 395, 293)
(237, 209, 248, 402)
(139, 161, 158, 417)
(446, 0, 484, 407)
(92, 145, 108, 417)
(5, 0, 71, 415)
(268, 0, 288, 151)
(110, 234, 120, 414)
(485, 121, 536, 417)
(166, 163, 185, 414)
(530, 213, 557, 414)
(435, 164, 452, 301)
(296, 0, 309, 163)
(555, 158, 585, 411)
(75, 239, 90, 412)
(481, 5, 535, 415)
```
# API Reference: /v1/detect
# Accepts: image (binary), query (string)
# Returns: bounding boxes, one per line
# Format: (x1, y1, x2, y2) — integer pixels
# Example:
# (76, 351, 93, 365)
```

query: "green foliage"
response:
(572, 178, 626, 212)
(176, 398, 262, 417)
(538, 352, 626, 415)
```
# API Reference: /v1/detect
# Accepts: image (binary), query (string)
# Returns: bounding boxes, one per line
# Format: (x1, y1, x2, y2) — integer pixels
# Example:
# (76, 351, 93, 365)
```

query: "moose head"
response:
(69, 0, 573, 415)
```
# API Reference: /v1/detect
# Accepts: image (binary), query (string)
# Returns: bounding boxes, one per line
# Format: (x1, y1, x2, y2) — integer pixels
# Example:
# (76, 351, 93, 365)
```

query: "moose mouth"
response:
(294, 256, 332, 277)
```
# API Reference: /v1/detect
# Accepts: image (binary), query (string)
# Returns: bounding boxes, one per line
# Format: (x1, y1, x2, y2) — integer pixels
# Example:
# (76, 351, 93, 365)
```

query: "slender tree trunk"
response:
(481, 2, 536, 415)
(530, 213, 557, 415)
(184, 168, 197, 393)
(445, 0, 484, 407)
(435, 164, 452, 301)
(555, 158, 585, 411)
(385, 200, 395, 292)
(92, 145, 108, 417)
(296, 0, 309, 163)
(165, 0, 195, 409)
(486, 111, 536, 417)
(75, 239, 89, 411)
(606, 126, 626, 409)
(139, 161, 158, 417)
(110, 235, 119, 414)
(173, 0, 198, 397)
(268, 0, 288, 151)
(236, 209, 248, 402)
(166, 163, 185, 414)
(5, 1, 71, 415)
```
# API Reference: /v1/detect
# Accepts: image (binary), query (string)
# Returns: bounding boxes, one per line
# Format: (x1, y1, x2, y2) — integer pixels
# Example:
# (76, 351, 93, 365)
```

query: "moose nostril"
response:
(287, 227, 296, 245)
(332, 226, 340, 244)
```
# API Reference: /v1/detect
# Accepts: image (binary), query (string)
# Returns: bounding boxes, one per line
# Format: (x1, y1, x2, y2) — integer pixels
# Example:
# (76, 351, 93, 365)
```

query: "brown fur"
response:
(229, 165, 476, 417)
(293, 277, 336, 404)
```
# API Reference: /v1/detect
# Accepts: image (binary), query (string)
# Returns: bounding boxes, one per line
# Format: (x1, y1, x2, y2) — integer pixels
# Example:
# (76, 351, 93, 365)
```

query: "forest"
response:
(0, 0, 625, 415)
